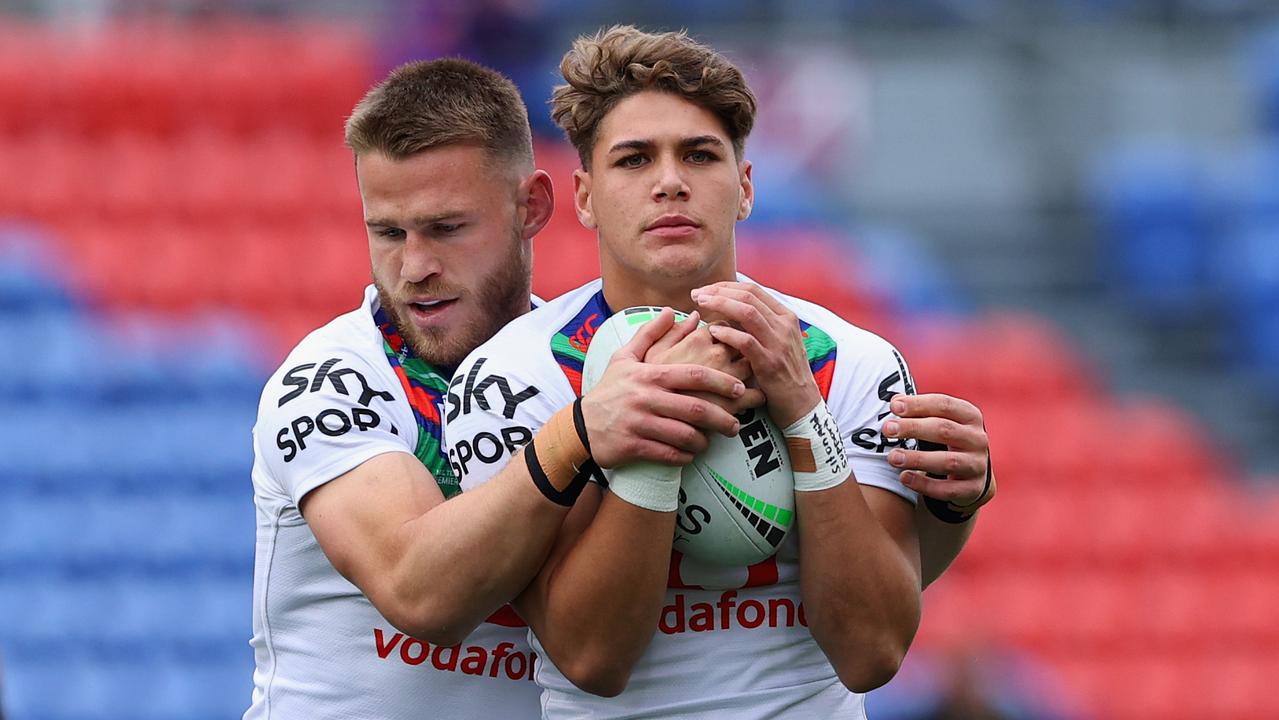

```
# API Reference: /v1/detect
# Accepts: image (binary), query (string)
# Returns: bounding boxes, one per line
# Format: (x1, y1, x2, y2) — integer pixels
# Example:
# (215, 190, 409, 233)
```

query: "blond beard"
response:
(375, 235, 531, 371)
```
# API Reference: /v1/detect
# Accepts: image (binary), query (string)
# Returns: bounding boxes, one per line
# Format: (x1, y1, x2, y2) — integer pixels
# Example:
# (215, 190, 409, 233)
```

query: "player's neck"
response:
(601, 266, 737, 314)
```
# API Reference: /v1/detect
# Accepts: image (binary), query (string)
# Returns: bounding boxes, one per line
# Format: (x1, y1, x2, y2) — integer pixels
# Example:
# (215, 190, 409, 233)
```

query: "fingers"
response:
(645, 310, 702, 361)
(632, 416, 711, 455)
(694, 281, 789, 316)
(617, 307, 676, 362)
(705, 323, 766, 364)
(649, 362, 746, 401)
(899, 470, 988, 506)
(685, 387, 767, 415)
(624, 438, 697, 467)
(890, 393, 983, 427)
(887, 447, 986, 479)
(645, 390, 742, 437)
(723, 355, 753, 382)
(691, 287, 776, 337)
(882, 416, 985, 452)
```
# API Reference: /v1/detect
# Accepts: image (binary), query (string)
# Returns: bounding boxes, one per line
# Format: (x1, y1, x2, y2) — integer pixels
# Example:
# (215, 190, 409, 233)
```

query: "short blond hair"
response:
(550, 25, 757, 168)
(345, 58, 533, 168)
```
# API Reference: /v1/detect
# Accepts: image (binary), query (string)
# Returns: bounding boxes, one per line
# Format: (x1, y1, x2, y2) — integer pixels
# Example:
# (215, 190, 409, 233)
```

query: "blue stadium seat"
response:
(1218, 223, 1279, 388)
(851, 224, 972, 317)
(1090, 144, 1212, 320)
(1243, 21, 1279, 137)
(0, 224, 76, 313)
(160, 495, 256, 564)
(4, 656, 101, 719)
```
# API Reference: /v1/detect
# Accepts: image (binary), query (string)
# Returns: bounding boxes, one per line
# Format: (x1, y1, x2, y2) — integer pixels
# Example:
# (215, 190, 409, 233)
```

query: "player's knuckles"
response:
(681, 427, 710, 453)
(938, 395, 961, 419)
(935, 419, 961, 445)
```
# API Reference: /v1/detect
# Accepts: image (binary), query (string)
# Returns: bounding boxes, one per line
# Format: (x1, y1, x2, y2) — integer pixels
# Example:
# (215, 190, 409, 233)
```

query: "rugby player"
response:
(443, 26, 995, 718)
(244, 58, 751, 719)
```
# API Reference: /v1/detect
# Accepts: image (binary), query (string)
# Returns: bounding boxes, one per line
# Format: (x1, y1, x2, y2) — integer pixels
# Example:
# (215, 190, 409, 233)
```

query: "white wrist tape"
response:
(783, 401, 851, 492)
(605, 461, 682, 512)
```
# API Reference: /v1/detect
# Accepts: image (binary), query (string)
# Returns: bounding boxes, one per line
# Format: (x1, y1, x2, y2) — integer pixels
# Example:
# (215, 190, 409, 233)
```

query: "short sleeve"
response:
(829, 338, 920, 505)
(254, 353, 413, 504)
(443, 348, 573, 492)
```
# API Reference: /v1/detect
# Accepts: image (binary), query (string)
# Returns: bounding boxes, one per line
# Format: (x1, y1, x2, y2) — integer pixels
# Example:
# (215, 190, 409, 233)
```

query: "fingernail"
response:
(900, 472, 915, 487)
(733, 382, 745, 396)
(731, 421, 741, 434)
(889, 450, 906, 467)
(883, 420, 899, 437)
(891, 399, 906, 415)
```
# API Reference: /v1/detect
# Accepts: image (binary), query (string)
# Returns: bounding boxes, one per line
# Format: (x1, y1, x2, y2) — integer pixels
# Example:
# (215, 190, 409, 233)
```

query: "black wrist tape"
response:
(524, 438, 589, 507)
(572, 397, 591, 455)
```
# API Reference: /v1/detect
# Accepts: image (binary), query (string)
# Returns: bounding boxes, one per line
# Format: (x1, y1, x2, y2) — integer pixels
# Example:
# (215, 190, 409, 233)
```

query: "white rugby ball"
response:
(581, 306, 795, 566)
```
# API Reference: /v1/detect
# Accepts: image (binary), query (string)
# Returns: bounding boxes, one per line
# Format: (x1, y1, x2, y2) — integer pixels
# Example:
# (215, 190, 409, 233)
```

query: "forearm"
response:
(382, 403, 590, 643)
(917, 502, 977, 588)
(534, 494, 676, 696)
(796, 482, 921, 693)
(385, 466, 570, 643)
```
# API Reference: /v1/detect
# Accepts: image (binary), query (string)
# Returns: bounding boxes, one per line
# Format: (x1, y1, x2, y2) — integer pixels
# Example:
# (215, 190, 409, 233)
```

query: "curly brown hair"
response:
(345, 58, 533, 168)
(550, 25, 757, 168)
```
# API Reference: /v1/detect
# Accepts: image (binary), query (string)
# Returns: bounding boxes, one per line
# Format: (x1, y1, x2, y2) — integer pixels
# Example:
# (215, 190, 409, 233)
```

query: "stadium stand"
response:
(0, 14, 1276, 720)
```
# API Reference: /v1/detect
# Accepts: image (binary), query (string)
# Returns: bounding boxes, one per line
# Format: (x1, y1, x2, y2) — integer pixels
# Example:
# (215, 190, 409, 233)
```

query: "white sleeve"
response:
(443, 346, 575, 491)
(829, 338, 920, 505)
(253, 352, 414, 504)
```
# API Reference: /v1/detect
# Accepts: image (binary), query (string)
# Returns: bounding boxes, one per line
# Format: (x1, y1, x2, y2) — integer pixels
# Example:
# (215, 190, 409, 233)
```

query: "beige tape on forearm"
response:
(534, 405, 591, 492)
(783, 401, 851, 492)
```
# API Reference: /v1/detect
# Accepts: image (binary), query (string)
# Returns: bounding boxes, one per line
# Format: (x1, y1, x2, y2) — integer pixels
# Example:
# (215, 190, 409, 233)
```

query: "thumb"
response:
(615, 307, 675, 362)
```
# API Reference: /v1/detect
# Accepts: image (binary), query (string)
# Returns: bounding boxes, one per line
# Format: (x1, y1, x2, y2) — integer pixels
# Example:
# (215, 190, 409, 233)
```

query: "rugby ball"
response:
(581, 306, 795, 566)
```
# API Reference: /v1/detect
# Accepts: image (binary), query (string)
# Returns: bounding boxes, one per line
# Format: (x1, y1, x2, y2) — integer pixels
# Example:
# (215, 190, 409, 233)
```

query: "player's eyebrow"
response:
(365, 212, 469, 229)
(607, 139, 655, 155)
(679, 135, 725, 150)
(606, 135, 726, 155)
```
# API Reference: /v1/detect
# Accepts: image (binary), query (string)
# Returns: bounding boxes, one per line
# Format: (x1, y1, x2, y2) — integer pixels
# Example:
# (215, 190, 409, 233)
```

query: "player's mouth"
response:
(404, 297, 459, 325)
(644, 214, 701, 238)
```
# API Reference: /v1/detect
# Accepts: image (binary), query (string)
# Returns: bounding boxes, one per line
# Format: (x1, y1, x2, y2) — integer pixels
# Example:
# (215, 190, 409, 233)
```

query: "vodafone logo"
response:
(373, 628, 537, 682)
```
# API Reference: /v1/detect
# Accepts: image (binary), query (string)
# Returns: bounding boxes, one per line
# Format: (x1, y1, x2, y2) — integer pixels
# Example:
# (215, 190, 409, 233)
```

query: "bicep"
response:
(861, 485, 922, 586)
(300, 451, 448, 593)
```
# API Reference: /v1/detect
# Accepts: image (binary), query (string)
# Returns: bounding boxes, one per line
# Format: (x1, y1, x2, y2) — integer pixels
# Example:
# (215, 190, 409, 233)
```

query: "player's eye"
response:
(432, 223, 463, 235)
(686, 150, 717, 164)
(617, 154, 648, 168)
(375, 227, 405, 239)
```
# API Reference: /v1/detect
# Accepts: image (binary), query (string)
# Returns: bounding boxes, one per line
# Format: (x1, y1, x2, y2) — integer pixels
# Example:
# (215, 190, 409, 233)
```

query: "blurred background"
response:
(1, 1, 1278, 718)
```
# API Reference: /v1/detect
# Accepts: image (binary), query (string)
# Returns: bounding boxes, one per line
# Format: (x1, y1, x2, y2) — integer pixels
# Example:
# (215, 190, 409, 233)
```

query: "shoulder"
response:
(448, 279, 603, 406)
(253, 289, 412, 466)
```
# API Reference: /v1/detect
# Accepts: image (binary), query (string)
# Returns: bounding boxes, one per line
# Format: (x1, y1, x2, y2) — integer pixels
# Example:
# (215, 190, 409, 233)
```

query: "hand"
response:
(582, 308, 748, 469)
(881, 393, 994, 509)
(690, 282, 821, 428)
(644, 311, 765, 415)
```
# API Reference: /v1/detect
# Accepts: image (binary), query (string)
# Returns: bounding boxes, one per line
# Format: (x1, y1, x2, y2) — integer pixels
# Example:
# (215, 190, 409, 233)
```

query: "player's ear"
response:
(573, 167, 597, 230)
(518, 169, 554, 240)
(737, 159, 753, 222)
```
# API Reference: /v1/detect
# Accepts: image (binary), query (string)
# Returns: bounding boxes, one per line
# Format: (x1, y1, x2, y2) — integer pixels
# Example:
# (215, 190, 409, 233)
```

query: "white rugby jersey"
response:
(246, 284, 541, 719)
(443, 277, 920, 720)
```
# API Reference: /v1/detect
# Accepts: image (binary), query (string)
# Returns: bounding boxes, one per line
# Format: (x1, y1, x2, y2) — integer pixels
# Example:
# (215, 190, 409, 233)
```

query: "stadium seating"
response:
(1, 16, 1277, 720)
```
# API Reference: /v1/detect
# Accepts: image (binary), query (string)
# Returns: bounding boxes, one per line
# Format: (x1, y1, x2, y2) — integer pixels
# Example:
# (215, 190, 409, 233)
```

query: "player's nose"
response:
(400, 234, 443, 283)
(652, 158, 691, 201)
